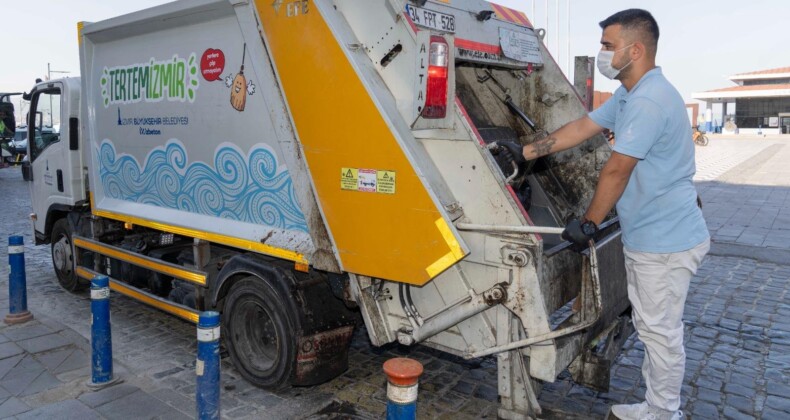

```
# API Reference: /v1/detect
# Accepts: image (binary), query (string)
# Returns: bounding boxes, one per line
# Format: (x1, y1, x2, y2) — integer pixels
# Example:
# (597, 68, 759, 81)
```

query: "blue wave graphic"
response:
(97, 140, 308, 232)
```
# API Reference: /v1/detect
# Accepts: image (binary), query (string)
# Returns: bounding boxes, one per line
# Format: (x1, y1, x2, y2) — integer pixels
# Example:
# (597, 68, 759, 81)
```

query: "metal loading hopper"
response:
(455, 63, 632, 379)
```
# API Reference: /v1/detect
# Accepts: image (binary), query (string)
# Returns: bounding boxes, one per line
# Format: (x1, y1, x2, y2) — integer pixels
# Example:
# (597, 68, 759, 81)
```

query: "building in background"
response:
(693, 66, 790, 135)
(592, 91, 612, 110)
(685, 103, 699, 127)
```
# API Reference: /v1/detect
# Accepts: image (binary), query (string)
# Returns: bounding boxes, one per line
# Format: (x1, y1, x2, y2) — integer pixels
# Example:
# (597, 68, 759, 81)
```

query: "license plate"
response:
(405, 4, 455, 33)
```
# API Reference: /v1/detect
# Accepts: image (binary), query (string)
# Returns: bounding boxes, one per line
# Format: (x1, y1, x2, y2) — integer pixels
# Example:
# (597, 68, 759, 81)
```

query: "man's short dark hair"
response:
(599, 9, 659, 55)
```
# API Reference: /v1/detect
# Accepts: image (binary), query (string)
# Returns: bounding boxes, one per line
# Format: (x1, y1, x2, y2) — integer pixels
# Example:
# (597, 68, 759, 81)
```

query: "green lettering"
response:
(131, 68, 138, 100)
(102, 54, 196, 106)
(139, 66, 149, 100)
(152, 64, 161, 99)
(120, 69, 128, 102)
(161, 62, 172, 98)
(147, 59, 154, 98)
(113, 69, 121, 101)
(175, 61, 185, 99)
(108, 70, 115, 100)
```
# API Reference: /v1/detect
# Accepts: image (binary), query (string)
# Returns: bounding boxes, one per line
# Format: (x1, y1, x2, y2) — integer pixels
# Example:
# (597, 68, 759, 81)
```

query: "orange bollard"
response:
(383, 357, 424, 420)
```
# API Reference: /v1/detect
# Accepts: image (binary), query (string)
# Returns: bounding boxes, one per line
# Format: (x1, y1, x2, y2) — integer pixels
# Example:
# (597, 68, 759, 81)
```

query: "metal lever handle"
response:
(463, 240, 603, 359)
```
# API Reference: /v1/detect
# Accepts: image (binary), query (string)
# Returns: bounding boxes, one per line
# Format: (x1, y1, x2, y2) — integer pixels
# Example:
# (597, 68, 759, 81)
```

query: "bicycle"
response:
(692, 127, 709, 146)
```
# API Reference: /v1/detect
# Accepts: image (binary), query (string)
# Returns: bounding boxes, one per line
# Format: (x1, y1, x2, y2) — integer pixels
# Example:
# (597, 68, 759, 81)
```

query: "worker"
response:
(496, 8, 709, 420)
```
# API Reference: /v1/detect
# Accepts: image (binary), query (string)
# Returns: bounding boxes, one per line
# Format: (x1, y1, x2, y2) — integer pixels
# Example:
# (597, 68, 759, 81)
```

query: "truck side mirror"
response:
(21, 161, 32, 181)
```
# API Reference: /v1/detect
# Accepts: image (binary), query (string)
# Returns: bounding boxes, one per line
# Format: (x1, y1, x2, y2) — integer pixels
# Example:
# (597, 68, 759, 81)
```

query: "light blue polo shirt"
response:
(589, 67, 709, 253)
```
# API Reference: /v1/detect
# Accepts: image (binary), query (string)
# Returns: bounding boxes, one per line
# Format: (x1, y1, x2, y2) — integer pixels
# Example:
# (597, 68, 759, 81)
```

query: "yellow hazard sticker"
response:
(376, 170, 396, 194)
(341, 167, 359, 191)
(341, 167, 396, 194)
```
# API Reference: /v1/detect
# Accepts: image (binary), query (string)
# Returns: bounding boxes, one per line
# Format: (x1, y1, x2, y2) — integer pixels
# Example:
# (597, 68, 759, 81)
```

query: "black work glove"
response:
(562, 218, 597, 247)
(493, 141, 527, 166)
(490, 141, 526, 178)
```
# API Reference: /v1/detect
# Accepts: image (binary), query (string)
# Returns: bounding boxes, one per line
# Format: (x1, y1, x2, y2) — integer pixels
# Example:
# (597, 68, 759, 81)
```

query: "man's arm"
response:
(583, 151, 638, 225)
(522, 116, 604, 160)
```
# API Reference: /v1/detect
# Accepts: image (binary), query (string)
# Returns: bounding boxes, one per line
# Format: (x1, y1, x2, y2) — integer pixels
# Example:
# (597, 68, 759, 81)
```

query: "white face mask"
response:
(597, 44, 634, 80)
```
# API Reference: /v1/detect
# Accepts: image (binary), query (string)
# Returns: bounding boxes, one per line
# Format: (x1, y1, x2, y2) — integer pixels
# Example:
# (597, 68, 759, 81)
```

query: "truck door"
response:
(28, 84, 68, 235)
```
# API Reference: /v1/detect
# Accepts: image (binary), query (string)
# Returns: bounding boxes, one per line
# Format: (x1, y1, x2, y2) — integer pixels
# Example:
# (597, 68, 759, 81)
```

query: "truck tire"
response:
(51, 219, 86, 292)
(223, 276, 297, 389)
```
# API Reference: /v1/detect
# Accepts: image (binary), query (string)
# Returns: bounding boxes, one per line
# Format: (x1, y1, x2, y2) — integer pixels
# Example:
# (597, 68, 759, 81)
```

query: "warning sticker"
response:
(341, 167, 397, 194)
(376, 170, 396, 194)
(341, 168, 359, 191)
(358, 169, 377, 192)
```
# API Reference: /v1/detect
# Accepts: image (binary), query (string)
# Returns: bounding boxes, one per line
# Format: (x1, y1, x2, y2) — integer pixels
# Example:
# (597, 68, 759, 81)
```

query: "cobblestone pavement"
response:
(695, 136, 790, 256)
(2, 142, 790, 419)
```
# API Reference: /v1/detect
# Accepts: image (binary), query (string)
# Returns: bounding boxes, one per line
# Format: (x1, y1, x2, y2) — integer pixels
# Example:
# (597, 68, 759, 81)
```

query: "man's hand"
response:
(562, 218, 597, 247)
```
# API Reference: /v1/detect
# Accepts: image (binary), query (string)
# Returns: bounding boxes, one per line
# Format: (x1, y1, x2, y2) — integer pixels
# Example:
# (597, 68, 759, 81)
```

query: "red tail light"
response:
(422, 36, 449, 119)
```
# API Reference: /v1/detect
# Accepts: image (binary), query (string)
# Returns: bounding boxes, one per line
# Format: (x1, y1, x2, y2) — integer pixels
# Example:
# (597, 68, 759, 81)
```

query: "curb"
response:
(708, 241, 790, 265)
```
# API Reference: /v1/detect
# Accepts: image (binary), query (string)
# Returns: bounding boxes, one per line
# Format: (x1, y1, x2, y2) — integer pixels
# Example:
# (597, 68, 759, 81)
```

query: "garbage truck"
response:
(25, 0, 631, 417)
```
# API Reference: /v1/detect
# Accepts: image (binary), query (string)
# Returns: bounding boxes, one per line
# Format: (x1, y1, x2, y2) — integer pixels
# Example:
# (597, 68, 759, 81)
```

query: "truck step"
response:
(75, 266, 200, 323)
(73, 236, 207, 286)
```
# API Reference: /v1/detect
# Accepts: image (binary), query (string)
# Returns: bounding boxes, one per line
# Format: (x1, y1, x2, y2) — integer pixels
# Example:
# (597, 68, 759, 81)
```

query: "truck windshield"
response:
(29, 88, 61, 162)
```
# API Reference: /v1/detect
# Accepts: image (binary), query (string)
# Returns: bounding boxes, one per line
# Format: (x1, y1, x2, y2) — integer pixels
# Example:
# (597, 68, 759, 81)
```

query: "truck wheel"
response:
(51, 219, 85, 292)
(223, 276, 297, 389)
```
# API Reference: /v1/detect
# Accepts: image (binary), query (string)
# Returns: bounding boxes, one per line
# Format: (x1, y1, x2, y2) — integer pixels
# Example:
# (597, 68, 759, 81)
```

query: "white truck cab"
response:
(27, 78, 85, 242)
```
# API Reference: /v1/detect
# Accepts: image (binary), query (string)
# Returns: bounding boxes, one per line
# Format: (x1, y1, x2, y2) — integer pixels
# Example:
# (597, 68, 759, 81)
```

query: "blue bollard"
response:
(383, 358, 424, 420)
(88, 275, 120, 389)
(196, 311, 221, 420)
(5, 236, 34, 325)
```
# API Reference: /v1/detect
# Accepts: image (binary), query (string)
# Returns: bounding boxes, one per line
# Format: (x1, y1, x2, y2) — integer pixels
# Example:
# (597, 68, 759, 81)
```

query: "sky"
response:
(3, 0, 789, 119)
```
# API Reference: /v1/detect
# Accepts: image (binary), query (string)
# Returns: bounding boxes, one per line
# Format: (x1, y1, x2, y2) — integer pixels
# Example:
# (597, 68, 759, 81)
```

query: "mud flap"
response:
(294, 325, 355, 386)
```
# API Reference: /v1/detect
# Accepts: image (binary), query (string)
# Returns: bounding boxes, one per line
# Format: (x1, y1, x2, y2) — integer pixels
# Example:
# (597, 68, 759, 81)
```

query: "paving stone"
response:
(0, 353, 24, 382)
(451, 380, 475, 396)
(96, 389, 192, 420)
(1, 323, 56, 342)
(0, 355, 45, 395)
(472, 383, 498, 402)
(78, 383, 140, 408)
(725, 383, 758, 399)
(722, 406, 755, 420)
(726, 394, 755, 414)
(16, 333, 72, 354)
(765, 395, 790, 413)
(0, 396, 31, 417)
(692, 401, 720, 418)
(18, 370, 62, 397)
(150, 387, 195, 415)
(16, 399, 102, 420)
(33, 346, 73, 371)
(762, 407, 788, 419)
(766, 382, 790, 399)
(52, 347, 89, 374)
(0, 342, 24, 359)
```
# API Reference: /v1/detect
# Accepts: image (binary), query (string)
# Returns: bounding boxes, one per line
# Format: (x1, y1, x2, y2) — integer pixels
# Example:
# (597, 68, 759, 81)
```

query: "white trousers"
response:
(623, 239, 710, 412)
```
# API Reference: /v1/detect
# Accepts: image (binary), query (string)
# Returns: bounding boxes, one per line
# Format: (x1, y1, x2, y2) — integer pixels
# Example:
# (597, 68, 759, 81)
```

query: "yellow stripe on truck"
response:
(89, 193, 308, 265)
(73, 236, 207, 286)
(75, 267, 200, 323)
(255, 1, 465, 285)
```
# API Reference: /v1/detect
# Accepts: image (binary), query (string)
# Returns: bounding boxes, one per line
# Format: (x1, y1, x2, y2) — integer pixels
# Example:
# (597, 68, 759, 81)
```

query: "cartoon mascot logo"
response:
(225, 43, 256, 112)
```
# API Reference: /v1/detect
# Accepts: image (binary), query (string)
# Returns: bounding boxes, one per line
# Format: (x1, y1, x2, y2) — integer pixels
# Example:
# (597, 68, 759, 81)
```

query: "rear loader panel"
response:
(255, 0, 469, 285)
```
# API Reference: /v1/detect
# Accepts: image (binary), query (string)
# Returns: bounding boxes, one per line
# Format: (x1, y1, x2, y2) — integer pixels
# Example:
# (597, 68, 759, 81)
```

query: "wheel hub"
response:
(52, 237, 72, 272)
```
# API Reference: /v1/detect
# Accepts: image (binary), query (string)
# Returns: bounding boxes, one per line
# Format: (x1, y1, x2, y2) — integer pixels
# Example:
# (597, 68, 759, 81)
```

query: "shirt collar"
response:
(623, 66, 662, 98)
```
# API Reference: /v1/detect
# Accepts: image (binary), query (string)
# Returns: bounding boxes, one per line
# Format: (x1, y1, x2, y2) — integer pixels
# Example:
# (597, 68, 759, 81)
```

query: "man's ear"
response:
(630, 42, 645, 61)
